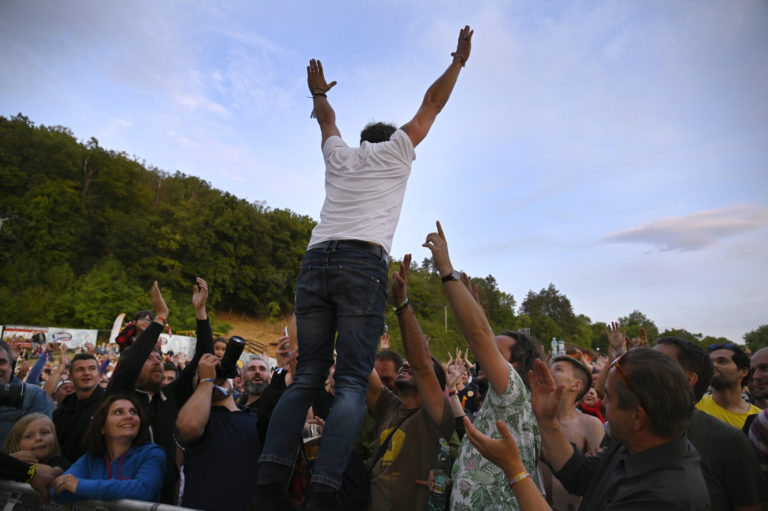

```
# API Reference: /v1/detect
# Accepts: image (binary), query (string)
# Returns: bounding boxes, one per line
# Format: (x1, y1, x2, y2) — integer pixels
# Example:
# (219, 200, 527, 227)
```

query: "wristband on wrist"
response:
(508, 471, 531, 489)
(311, 92, 327, 98)
(453, 54, 467, 66)
(448, 390, 457, 396)
(155, 316, 167, 326)
(25, 463, 38, 483)
(394, 297, 410, 315)
(201, 377, 215, 385)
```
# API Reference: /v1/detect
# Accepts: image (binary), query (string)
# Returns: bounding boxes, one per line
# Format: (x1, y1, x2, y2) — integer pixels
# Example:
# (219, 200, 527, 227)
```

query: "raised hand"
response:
(275, 336, 296, 369)
(307, 59, 337, 95)
(529, 359, 564, 424)
(379, 333, 391, 350)
(446, 363, 463, 391)
(422, 221, 454, 277)
(391, 254, 412, 304)
(605, 321, 627, 359)
(151, 281, 169, 320)
(629, 327, 648, 349)
(197, 353, 219, 381)
(460, 272, 481, 305)
(192, 277, 209, 318)
(451, 25, 474, 66)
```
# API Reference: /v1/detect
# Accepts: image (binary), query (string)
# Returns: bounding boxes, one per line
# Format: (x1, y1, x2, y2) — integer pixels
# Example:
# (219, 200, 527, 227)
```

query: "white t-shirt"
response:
(307, 129, 416, 254)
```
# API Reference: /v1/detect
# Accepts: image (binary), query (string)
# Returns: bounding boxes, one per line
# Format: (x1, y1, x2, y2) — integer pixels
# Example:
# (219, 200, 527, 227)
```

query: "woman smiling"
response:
(51, 394, 165, 503)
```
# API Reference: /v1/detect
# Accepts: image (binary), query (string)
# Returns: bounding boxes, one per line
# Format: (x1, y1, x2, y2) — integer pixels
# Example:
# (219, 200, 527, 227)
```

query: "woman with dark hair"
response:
(51, 394, 165, 503)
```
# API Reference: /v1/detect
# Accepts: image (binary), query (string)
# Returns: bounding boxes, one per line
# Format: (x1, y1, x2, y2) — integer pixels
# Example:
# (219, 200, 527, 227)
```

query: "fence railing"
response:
(0, 481, 196, 511)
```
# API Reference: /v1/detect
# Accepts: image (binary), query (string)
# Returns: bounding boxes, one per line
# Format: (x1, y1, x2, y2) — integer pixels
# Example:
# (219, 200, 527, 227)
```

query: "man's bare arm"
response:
(393, 254, 445, 425)
(307, 59, 341, 147)
(401, 25, 473, 148)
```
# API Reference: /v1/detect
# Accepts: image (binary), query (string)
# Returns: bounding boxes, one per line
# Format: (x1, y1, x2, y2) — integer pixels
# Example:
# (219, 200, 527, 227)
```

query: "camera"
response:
(216, 336, 245, 379)
(0, 383, 25, 408)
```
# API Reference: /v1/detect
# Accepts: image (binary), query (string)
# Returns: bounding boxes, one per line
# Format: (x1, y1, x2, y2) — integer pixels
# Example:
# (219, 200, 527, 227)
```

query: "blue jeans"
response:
(258, 244, 389, 489)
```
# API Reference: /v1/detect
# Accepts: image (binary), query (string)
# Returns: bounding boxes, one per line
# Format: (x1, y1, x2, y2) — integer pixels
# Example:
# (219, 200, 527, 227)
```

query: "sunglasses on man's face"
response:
(610, 352, 645, 409)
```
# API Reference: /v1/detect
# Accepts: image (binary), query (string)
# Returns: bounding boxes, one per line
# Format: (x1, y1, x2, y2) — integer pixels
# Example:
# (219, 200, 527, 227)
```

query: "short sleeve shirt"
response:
(369, 387, 454, 511)
(307, 129, 415, 254)
(450, 363, 540, 511)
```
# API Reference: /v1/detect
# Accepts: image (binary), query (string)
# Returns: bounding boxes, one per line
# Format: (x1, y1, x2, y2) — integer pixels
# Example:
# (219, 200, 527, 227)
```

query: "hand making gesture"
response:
(422, 221, 454, 277)
(307, 59, 337, 95)
(391, 253, 412, 305)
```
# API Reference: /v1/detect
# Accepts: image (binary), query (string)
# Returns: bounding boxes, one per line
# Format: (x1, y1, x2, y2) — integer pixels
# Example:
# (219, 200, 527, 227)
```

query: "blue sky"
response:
(2, 1, 766, 342)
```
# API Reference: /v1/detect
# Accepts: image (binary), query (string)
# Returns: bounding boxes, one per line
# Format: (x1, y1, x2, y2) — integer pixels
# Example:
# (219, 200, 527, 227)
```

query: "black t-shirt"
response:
(181, 406, 261, 511)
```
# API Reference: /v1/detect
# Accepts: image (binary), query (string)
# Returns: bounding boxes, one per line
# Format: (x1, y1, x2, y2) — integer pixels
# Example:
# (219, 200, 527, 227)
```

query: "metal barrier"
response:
(0, 481, 196, 511)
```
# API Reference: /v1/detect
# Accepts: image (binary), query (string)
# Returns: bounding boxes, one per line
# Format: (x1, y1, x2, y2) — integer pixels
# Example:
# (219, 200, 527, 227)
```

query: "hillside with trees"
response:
(2, 114, 761, 359)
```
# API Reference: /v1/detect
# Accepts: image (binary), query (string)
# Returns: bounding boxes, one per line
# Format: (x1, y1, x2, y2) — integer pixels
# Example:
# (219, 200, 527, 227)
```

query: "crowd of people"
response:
(3, 23, 768, 511)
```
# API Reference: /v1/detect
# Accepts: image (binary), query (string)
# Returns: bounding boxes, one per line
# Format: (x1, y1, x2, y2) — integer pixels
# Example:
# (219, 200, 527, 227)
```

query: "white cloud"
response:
(174, 94, 230, 116)
(603, 205, 768, 251)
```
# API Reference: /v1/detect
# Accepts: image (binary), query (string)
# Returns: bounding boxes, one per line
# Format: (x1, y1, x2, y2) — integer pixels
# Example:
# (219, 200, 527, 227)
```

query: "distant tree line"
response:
(1, 114, 764, 359)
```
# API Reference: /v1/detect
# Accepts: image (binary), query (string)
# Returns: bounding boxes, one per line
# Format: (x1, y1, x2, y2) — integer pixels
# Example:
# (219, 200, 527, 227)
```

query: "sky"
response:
(1, 0, 766, 343)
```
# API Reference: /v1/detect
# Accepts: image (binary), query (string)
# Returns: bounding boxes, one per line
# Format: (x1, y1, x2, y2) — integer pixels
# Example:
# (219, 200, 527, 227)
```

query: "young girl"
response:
(3, 413, 70, 470)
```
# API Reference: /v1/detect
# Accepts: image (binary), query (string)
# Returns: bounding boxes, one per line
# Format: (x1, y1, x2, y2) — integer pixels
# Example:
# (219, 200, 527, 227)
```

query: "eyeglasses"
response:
(709, 343, 736, 351)
(610, 352, 645, 409)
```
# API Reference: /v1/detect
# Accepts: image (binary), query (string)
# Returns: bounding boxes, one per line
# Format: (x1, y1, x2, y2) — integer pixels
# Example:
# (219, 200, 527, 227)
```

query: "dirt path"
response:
(215, 311, 292, 356)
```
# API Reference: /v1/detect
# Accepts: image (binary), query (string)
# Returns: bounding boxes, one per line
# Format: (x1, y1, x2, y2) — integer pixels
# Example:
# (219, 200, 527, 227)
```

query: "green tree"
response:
(744, 325, 768, 351)
(658, 328, 703, 346)
(618, 310, 659, 342)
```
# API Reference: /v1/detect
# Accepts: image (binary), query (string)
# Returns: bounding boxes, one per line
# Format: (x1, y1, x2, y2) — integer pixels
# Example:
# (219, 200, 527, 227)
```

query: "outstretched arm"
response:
(307, 59, 340, 147)
(392, 254, 445, 425)
(422, 221, 509, 396)
(401, 25, 473, 147)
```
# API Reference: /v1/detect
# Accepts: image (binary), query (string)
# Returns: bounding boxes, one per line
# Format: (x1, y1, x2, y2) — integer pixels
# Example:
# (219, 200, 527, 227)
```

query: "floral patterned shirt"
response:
(450, 362, 540, 511)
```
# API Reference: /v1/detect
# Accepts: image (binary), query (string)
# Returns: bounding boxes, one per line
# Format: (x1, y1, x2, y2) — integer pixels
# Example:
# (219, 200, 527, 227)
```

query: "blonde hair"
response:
(2, 413, 62, 461)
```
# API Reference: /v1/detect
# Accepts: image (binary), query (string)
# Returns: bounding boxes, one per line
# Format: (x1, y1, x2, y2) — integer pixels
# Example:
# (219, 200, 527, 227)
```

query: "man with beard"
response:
(748, 347, 768, 411)
(52, 353, 103, 462)
(697, 344, 762, 430)
(365, 254, 454, 511)
(237, 355, 272, 410)
(654, 337, 767, 510)
(107, 278, 213, 504)
(176, 353, 260, 511)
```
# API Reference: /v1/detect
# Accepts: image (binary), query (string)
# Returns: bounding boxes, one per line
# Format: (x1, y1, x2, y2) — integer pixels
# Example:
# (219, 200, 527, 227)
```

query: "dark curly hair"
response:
(497, 330, 545, 390)
(360, 122, 397, 144)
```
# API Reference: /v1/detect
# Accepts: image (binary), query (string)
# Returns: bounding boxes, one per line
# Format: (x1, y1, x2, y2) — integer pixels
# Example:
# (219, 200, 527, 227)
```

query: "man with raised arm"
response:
(254, 26, 474, 511)
(106, 278, 213, 504)
(422, 221, 544, 511)
(365, 254, 454, 511)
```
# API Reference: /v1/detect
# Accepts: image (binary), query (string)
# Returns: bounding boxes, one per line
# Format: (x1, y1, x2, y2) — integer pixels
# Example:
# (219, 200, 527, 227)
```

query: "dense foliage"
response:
(0, 114, 314, 332)
(2, 114, 753, 359)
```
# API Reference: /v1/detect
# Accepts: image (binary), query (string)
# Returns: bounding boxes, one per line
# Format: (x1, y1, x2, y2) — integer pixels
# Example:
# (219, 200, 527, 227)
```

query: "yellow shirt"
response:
(695, 394, 762, 430)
